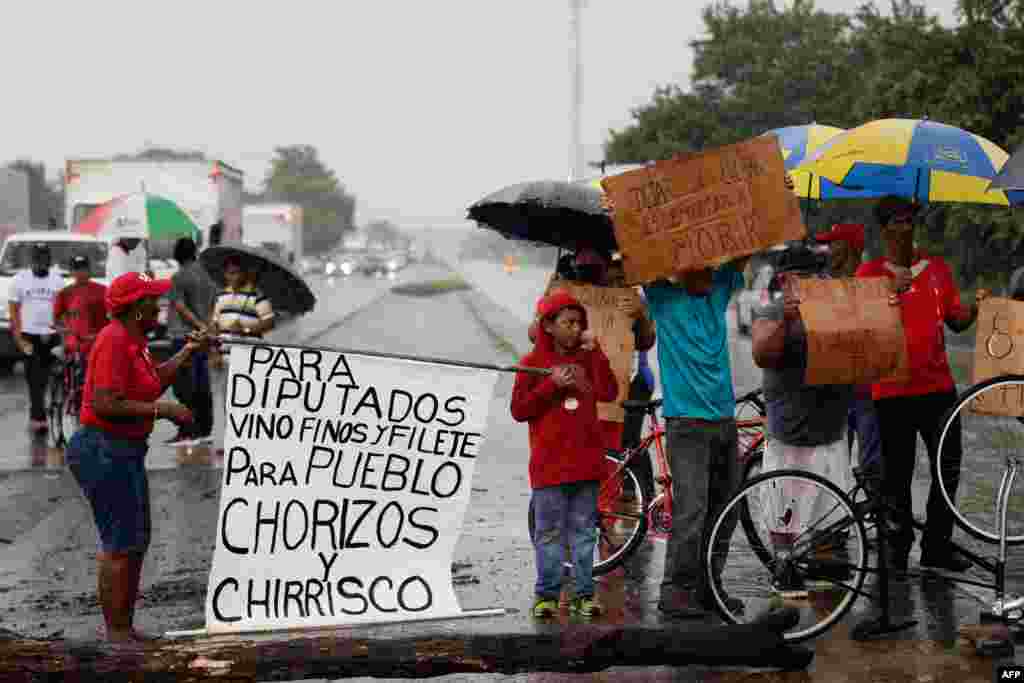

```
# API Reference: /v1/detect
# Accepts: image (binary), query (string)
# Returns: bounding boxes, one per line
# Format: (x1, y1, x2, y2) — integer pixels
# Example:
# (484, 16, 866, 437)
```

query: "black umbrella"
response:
(466, 180, 618, 253)
(200, 244, 316, 315)
(991, 143, 1024, 192)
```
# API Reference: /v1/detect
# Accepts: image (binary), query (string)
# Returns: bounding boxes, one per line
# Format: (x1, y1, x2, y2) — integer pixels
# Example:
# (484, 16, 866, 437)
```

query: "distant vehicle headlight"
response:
(340, 262, 353, 275)
(325, 262, 338, 274)
(387, 260, 398, 270)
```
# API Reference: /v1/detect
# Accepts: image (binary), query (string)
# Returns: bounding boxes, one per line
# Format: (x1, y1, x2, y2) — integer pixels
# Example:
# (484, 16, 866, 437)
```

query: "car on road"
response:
(327, 250, 364, 277)
(359, 249, 407, 276)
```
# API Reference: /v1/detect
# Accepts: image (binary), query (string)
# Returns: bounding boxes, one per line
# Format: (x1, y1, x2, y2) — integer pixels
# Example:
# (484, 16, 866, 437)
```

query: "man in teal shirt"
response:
(644, 258, 748, 619)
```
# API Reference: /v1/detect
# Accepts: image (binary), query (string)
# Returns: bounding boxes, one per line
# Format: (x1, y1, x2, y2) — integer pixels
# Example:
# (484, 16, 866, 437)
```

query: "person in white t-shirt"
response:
(106, 238, 150, 281)
(9, 243, 66, 433)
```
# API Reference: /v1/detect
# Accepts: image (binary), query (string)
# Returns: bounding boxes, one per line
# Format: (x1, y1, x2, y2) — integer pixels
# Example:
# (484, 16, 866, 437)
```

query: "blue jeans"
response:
(531, 480, 599, 599)
(847, 396, 881, 470)
(66, 426, 151, 554)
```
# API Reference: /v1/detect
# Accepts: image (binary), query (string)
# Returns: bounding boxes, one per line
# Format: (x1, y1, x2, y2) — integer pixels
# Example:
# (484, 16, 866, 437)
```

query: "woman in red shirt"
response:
(66, 272, 213, 643)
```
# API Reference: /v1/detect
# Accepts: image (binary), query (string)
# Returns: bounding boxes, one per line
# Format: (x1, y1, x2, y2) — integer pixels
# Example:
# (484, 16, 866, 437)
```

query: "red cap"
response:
(106, 272, 172, 314)
(815, 223, 865, 251)
(537, 289, 588, 326)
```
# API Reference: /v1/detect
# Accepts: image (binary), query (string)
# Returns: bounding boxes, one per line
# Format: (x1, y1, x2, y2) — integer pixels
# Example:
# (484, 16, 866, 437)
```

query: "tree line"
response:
(603, 0, 1024, 292)
(4, 144, 358, 255)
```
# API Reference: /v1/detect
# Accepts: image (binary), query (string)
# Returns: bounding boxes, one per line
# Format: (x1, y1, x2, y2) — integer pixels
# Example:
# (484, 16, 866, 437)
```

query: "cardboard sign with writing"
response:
(544, 280, 639, 423)
(601, 135, 806, 285)
(970, 297, 1024, 416)
(794, 277, 910, 386)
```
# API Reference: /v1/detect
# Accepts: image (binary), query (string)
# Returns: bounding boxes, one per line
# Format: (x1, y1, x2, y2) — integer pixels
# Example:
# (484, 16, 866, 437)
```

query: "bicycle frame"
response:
(606, 411, 765, 525)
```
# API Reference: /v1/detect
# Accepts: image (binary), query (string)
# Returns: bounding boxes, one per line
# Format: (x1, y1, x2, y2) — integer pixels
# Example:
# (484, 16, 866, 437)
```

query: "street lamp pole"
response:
(568, 0, 584, 182)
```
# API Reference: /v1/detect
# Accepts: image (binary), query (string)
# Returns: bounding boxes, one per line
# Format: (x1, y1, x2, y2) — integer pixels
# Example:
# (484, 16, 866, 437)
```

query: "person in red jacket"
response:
(511, 289, 618, 620)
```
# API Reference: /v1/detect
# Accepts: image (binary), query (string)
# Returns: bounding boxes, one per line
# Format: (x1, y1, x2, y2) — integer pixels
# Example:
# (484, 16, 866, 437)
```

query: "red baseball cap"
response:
(106, 272, 172, 314)
(815, 223, 865, 252)
(537, 289, 588, 326)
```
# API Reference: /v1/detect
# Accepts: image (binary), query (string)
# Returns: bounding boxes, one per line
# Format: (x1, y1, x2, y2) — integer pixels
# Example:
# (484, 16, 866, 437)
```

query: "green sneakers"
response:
(532, 598, 559, 618)
(569, 595, 602, 618)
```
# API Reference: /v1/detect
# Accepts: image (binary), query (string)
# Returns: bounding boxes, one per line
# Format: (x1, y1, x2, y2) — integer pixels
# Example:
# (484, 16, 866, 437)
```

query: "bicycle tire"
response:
(47, 363, 67, 449)
(705, 469, 868, 643)
(526, 452, 649, 577)
(936, 374, 1024, 546)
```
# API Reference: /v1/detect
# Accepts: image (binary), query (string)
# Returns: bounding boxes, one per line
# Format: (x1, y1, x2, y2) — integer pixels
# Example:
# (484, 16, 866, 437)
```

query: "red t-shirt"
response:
(856, 252, 964, 400)
(53, 282, 108, 355)
(80, 319, 164, 440)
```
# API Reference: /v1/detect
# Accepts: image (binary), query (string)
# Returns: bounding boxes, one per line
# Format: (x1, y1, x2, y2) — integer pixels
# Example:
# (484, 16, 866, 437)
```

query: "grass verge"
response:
(391, 277, 472, 297)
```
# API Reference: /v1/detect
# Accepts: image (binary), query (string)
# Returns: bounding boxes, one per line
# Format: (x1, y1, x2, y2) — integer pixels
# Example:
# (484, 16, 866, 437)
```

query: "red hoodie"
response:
(511, 290, 618, 489)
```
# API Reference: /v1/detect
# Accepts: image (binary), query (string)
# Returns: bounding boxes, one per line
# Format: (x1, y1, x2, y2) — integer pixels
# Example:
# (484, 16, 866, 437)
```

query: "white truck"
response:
(242, 203, 304, 265)
(64, 158, 245, 261)
(0, 168, 31, 242)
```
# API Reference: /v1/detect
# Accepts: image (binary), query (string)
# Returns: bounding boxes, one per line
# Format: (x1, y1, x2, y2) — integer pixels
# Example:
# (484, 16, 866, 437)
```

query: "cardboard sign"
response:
(970, 297, 1024, 416)
(205, 344, 500, 634)
(544, 280, 640, 422)
(601, 136, 806, 285)
(794, 277, 910, 386)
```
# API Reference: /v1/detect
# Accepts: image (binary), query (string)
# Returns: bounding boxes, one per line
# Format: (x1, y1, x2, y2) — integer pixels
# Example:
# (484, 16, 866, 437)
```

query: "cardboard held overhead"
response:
(601, 136, 806, 285)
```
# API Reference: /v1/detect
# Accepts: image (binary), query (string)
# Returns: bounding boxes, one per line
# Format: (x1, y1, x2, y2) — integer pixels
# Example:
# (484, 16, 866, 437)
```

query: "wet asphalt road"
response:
(0, 249, 1023, 681)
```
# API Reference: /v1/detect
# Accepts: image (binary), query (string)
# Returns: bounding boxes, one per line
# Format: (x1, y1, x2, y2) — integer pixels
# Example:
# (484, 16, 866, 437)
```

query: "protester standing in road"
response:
(512, 289, 618, 619)
(65, 272, 212, 642)
(165, 237, 217, 447)
(812, 225, 882, 479)
(9, 243, 65, 433)
(856, 195, 989, 573)
(53, 254, 108, 374)
(211, 255, 275, 339)
(750, 242, 855, 596)
(107, 238, 149, 281)
(528, 247, 656, 503)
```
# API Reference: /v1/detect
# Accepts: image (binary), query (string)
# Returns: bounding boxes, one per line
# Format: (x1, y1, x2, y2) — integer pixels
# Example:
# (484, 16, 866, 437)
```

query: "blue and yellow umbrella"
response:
(763, 124, 888, 200)
(796, 118, 1021, 206)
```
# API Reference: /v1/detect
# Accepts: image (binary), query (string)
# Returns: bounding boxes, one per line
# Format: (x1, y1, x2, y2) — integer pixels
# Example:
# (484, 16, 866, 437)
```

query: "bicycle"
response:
(704, 375, 1024, 643)
(47, 329, 89, 449)
(527, 388, 767, 577)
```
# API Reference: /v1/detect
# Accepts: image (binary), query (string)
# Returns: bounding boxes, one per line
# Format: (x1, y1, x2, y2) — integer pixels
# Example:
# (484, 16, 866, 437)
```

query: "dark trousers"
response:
(874, 390, 961, 558)
(170, 338, 214, 437)
(622, 373, 655, 498)
(23, 333, 57, 421)
(847, 395, 882, 470)
(662, 417, 740, 597)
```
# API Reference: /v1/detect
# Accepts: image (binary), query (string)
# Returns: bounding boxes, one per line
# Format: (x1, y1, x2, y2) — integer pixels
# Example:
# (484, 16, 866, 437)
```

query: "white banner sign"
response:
(205, 344, 500, 634)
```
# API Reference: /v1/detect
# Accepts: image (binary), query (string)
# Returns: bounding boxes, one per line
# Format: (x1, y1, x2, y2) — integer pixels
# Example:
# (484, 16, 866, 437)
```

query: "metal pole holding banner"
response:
(215, 336, 552, 376)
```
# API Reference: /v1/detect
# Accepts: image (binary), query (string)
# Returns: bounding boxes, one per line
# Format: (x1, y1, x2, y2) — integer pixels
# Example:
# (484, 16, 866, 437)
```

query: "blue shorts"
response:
(67, 426, 151, 554)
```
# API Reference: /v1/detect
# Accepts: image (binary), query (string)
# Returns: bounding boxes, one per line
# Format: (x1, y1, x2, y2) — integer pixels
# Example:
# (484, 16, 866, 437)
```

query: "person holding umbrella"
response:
(856, 195, 989, 573)
(65, 272, 213, 642)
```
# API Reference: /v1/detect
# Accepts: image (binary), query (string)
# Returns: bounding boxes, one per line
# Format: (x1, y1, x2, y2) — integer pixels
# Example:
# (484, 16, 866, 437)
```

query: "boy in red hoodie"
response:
(511, 289, 618, 619)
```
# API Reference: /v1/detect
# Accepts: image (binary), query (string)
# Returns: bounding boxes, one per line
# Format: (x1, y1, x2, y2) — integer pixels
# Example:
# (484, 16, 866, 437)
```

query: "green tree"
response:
(260, 145, 356, 255)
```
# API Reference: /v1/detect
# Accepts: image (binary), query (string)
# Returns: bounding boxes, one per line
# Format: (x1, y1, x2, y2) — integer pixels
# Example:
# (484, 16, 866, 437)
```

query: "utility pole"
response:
(568, 0, 584, 182)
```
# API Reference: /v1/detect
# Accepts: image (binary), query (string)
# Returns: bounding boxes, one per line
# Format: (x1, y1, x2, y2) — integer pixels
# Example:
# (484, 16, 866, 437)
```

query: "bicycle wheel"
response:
(737, 443, 773, 567)
(705, 469, 868, 643)
(47, 363, 67, 449)
(526, 452, 649, 577)
(936, 375, 1024, 545)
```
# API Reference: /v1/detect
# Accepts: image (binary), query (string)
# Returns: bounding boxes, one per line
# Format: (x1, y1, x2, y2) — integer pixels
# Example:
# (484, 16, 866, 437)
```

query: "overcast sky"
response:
(3, 0, 958, 229)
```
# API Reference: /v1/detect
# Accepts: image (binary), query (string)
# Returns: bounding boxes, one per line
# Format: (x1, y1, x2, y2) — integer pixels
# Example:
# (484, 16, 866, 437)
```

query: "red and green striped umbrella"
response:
(74, 192, 201, 240)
